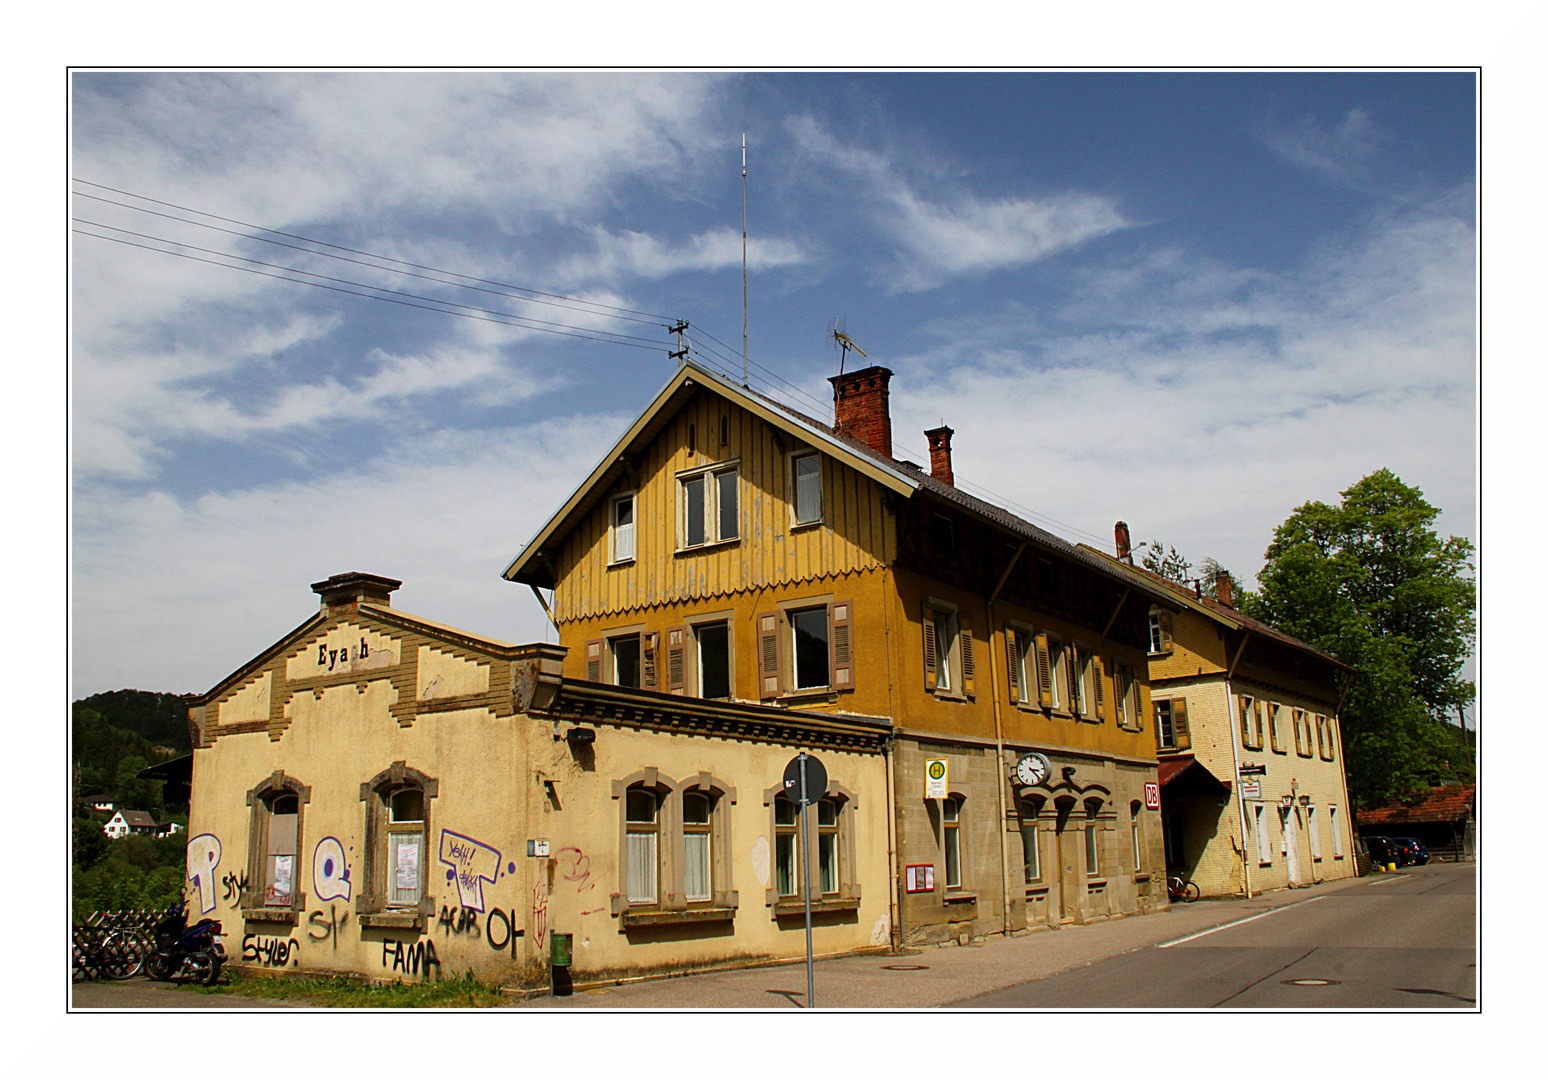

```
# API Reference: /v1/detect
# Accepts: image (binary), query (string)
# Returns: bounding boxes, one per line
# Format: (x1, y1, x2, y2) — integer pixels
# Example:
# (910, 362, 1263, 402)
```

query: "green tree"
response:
(1243, 469, 1475, 807)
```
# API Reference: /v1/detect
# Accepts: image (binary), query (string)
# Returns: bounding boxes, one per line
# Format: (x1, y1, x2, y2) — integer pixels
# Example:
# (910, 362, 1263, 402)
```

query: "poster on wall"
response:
(396, 840, 419, 890)
(265, 855, 293, 905)
(905, 865, 935, 893)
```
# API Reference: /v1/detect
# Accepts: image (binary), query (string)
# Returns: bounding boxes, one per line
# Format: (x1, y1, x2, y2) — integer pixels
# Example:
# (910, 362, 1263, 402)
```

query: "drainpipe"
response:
(882, 564, 903, 952)
(1224, 631, 1252, 898)
(1332, 669, 1359, 873)
(985, 542, 1026, 938)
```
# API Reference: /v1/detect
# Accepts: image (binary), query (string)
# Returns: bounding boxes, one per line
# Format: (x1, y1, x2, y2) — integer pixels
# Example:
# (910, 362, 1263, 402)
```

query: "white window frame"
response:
(1019, 800, 1041, 884)
(682, 789, 713, 903)
(1308, 805, 1322, 861)
(624, 787, 660, 906)
(609, 491, 636, 564)
(610, 633, 642, 688)
(1046, 634, 1066, 711)
(1254, 803, 1272, 865)
(930, 605, 958, 694)
(1084, 805, 1101, 877)
(1072, 645, 1093, 718)
(677, 460, 740, 551)
(942, 796, 964, 890)
(692, 618, 733, 700)
(1010, 623, 1032, 705)
(1330, 805, 1344, 858)
(387, 788, 427, 909)
(1156, 699, 1176, 751)
(789, 450, 823, 527)
(1115, 661, 1133, 727)
(789, 604, 832, 691)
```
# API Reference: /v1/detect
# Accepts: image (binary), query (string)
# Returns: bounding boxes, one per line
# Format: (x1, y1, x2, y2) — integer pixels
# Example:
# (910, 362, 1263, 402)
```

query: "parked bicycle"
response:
(1167, 874, 1200, 903)
(71, 924, 145, 981)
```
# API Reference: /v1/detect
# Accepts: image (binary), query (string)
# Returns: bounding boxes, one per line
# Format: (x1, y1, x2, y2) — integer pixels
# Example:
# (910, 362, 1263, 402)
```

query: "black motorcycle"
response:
(145, 899, 225, 986)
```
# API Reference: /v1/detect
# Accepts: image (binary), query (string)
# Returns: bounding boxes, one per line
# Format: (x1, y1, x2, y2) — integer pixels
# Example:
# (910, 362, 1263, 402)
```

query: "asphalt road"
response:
(952, 861, 1476, 1009)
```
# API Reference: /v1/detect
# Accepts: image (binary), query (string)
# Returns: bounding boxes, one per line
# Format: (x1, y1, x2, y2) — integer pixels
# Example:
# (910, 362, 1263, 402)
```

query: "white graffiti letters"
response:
(312, 837, 352, 901)
(187, 834, 222, 914)
(437, 830, 501, 912)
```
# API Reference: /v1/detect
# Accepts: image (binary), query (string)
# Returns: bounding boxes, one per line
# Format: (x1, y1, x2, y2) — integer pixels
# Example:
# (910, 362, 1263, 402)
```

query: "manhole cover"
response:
(881, 964, 929, 971)
(1282, 978, 1341, 986)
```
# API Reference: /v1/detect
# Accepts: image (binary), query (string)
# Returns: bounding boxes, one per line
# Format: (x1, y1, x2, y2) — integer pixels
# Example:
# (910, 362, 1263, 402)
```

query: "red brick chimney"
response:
(1115, 521, 1133, 564)
(1214, 570, 1233, 608)
(828, 366, 894, 457)
(924, 425, 955, 487)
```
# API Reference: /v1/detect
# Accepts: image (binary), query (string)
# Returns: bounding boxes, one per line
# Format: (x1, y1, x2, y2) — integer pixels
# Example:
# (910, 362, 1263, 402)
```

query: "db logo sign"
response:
(1144, 782, 1161, 810)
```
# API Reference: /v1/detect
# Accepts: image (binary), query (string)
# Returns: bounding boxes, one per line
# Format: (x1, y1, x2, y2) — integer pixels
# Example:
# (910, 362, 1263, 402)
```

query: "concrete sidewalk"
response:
(508, 871, 1388, 1009)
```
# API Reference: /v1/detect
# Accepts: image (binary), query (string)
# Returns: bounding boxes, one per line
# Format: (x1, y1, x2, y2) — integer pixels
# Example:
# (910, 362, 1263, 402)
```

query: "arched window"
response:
(943, 795, 964, 890)
(765, 782, 857, 910)
(358, 762, 439, 926)
(1019, 798, 1043, 884)
(625, 786, 661, 905)
(244, 772, 310, 918)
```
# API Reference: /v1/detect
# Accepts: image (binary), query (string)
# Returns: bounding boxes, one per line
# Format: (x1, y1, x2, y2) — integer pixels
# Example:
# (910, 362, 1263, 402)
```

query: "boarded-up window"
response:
(264, 794, 298, 906)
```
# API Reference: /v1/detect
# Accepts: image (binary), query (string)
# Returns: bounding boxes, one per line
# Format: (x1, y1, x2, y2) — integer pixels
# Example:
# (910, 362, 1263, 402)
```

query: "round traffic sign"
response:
(782, 753, 828, 805)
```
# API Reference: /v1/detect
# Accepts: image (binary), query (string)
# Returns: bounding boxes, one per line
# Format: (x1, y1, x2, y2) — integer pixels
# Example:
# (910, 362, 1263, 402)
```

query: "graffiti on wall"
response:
(555, 846, 608, 916)
(438, 830, 502, 912)
(243, 933, 300, 967)
(485, 907, 524, 959)
(307, 904, 351, 949)
(437, 905, 480, 938)
(530, 882, 549, 952)
(312, 837, 352, 902)
(381, 937, 440, 976)
(187, 834, 222, 914)
(221, 870, 249, 908)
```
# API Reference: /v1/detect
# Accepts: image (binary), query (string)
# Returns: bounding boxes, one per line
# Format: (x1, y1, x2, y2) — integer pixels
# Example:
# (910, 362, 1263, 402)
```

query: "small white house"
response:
(103, 810, 159, 839)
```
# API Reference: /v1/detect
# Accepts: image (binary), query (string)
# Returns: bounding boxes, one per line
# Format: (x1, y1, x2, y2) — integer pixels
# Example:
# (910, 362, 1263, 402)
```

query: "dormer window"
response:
(791, 451, 822, 525)
(679, 462, 739, 550)
(610, 492, 636, 564)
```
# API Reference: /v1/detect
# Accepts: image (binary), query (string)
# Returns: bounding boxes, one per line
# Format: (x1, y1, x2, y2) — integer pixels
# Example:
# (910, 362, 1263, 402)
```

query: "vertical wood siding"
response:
(551, 390, 894, 621)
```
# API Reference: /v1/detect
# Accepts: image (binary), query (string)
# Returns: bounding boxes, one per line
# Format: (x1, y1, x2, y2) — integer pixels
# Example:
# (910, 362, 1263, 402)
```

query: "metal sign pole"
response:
(800, 752, 815, 1009)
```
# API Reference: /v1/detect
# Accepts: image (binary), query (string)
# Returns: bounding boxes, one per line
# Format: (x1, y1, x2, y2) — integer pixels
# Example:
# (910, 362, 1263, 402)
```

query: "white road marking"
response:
(1158, 896, 1327, 948)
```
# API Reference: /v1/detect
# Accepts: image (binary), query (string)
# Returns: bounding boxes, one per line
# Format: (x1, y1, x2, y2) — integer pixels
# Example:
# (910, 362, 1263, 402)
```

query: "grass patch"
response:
(179, 968, 510, 1008)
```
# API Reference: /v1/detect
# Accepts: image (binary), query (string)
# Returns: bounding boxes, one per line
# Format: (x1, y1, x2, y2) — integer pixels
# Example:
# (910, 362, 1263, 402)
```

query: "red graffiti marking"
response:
(530, 882, 549, 951)
(557, 846, 607, 915)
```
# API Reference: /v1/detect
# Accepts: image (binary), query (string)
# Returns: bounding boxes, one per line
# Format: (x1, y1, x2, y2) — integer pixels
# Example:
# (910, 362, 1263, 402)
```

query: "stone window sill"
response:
(621, 907, 737, 928)
(779, 689, 838, 705)
(942, 891, 978, 905)
(1134, 873, 1152, 883)
(773, 897, 859, 916)
(359, 911, 425, 931)
(241, 908, 299, 925)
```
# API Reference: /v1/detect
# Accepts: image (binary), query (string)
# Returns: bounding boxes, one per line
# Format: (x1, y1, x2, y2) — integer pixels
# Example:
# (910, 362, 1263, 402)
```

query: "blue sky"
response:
(70, 71, 1477, 699)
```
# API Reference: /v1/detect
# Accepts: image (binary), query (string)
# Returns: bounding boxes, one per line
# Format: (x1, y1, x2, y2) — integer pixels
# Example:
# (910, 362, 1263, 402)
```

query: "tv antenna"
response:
(829, 318, 868, 376)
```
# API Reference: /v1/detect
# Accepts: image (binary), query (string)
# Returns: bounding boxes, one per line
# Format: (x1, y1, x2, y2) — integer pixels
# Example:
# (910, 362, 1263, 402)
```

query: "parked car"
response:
(1364, 836, 1400, 866)
(1390, 837, 1429, 866)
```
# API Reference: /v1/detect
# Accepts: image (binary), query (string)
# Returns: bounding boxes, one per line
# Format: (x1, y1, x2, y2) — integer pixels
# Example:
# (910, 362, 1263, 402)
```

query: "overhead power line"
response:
(73, 227, 668, 351)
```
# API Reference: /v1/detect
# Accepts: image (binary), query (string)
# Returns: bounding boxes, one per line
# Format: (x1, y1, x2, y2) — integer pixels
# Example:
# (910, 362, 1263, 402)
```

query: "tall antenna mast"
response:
(741, 133, 749, 388)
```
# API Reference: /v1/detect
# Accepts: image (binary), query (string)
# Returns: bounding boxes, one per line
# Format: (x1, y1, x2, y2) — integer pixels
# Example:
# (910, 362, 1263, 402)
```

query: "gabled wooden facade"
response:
(507, 360, 1182, 944)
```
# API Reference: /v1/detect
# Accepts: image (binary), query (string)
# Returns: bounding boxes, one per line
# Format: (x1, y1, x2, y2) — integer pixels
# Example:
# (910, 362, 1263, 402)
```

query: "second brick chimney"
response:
(1115, 521, 1133, 564)
(1214, 570, 1233, 608)
(829, 365, 894, 458)
(924, 425, 955, 487)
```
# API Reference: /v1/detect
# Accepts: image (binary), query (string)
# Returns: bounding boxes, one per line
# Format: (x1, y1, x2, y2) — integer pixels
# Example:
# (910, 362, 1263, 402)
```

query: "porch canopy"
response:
(1157, 755, 1231, 799)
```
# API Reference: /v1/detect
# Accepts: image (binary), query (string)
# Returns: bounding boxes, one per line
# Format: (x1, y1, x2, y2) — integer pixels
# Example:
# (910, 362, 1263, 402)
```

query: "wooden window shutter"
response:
(830, 602, 855, 691)
(641, 631, 660, 691)
(960, 619, 975, 696)
(1269, 707, 1282, 753)
(1253, 699, 1264, 748)
(1158, 611, 1173, 651)
(1131, 676, 1143, 731)
(665, 627, 686, 693)
(757, 613, 781, 700)
(1006, 629, 1021, 702)
(1035, 632, 1052, 708)
(922, 604, 939, 691)
(1092, 654, 1105, 720)
(1173, 698, 1191, 751)
(1065, 646, 1079, 711)
(585, 639, 603, 683)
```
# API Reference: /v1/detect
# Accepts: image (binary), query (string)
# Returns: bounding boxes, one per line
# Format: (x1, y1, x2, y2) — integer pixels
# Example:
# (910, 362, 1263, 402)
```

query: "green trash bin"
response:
(550, 933, 573, 996)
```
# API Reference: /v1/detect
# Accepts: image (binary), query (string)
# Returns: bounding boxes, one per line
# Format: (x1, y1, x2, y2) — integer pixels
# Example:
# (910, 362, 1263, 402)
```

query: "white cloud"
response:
(785, 113, 1127, 291)
(885, 198, 1476, 584)
(559, 226, 810, 283)
(1259, 106, 1388, 191)
(71, 414, 622, 697)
